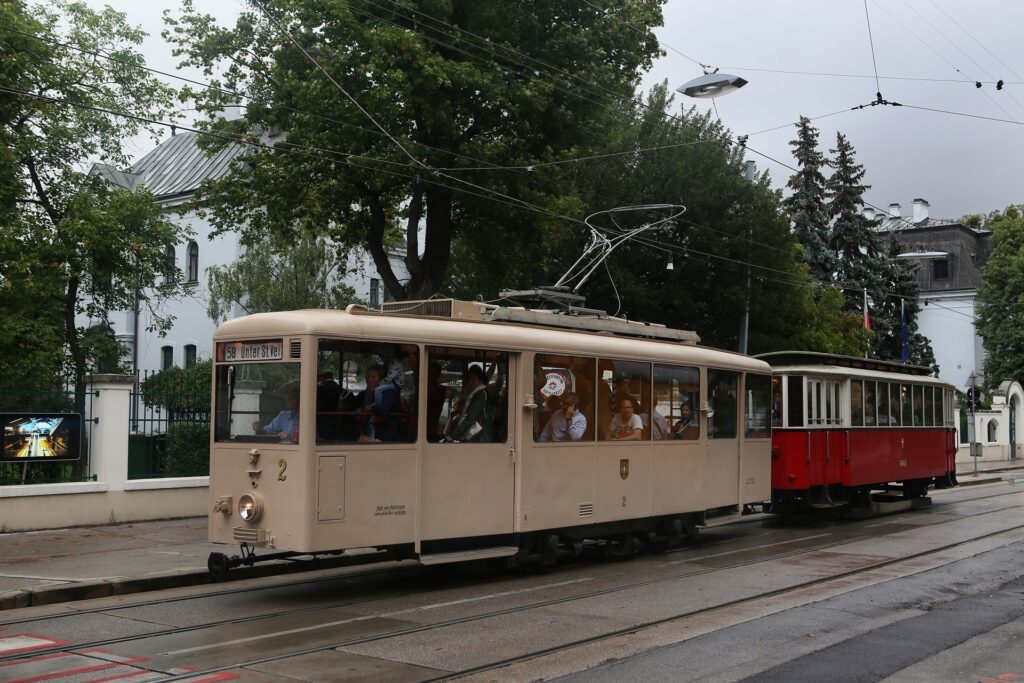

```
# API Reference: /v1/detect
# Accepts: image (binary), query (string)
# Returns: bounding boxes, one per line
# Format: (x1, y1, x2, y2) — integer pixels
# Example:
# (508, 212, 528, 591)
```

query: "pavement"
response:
(0, 459, 1021, 612)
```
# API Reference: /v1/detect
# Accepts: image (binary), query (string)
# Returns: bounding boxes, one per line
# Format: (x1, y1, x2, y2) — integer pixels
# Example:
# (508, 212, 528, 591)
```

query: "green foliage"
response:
(783, 117, 832, 285)
(0, 1, 186, 396)
(206, 233, 360, 320)
(164, 0, 665, 300)
(791, 286, 873, 356)
(140, 360, 212, 414)
(976, 206, 1024, 387)
(164, 421, 210, 476)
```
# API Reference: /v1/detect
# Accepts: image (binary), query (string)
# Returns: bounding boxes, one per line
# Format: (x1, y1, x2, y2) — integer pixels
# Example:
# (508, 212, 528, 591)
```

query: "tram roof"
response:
(756, 351, 947, 384)
(213, 307, 770, 373)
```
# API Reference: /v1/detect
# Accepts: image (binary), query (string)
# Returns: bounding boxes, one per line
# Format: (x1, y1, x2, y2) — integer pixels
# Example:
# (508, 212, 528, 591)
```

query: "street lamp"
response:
(676, 72, 748, 99)
(967, 372, 978, 474)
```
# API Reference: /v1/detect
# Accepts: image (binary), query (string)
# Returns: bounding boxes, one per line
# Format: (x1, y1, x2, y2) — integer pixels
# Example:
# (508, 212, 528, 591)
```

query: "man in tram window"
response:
(359, 361, 404, 442)
(641, 395, 671, 440)
(447, 365, 491, 442)
(426, 362, 446, 442)
(610, 396, 643, 441)
(316, 371, 341, 441)
(253, 387, 300, 443)
(537, 392, 586, 442)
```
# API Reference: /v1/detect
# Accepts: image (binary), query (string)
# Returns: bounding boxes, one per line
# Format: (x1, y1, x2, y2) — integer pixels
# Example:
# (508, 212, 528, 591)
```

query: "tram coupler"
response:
(207, 543, 303, 581)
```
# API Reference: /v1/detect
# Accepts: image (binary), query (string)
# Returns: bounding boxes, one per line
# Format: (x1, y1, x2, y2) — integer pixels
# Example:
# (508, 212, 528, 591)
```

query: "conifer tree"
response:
(872, 234, 936, 368)
(825, 132, 883, 314)
(782, 117, 832, 285)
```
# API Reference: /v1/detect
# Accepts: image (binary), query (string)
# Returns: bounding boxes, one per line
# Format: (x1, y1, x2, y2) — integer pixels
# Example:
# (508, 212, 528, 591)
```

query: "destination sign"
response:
(219, 340, 284, 362)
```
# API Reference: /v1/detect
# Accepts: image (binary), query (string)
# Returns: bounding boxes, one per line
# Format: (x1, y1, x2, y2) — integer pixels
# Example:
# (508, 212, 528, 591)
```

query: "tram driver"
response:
(253, 387, 301, 443)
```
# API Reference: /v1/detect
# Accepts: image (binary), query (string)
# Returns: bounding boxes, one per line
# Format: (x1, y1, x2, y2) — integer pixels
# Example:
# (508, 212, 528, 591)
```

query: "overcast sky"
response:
(91, 0, 1024, 222)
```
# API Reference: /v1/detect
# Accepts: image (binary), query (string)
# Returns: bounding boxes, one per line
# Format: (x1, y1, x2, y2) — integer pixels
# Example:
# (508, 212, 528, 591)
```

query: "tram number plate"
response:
(221, 340, 284, 362)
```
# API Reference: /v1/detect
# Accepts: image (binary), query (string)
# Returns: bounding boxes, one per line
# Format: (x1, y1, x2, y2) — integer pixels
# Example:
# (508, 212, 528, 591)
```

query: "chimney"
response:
(912, 198, 930, 224)
(888, 202, 901, 218)
(863, 207, 875, 221)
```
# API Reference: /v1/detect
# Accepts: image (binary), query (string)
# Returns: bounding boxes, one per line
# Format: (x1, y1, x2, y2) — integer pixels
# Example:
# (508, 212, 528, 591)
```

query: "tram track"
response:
(2, 493, 1022, 678)
(153, 514, 1024, 682)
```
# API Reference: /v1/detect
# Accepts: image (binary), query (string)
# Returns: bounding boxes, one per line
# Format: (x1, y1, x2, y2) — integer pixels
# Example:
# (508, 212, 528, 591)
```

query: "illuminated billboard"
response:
(1, 414, 82, 462)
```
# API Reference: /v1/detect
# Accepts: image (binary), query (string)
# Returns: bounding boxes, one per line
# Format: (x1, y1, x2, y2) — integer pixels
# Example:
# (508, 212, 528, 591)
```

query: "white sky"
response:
(90, 0, 1024, 221)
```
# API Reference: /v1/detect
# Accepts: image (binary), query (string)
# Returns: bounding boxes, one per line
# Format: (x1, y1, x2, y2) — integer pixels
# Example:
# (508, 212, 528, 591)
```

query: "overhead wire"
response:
(862, 0, 883, 97)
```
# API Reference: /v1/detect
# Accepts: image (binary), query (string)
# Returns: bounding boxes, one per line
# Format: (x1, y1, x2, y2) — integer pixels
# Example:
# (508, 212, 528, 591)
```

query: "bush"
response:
(164, 421, 210, 476)
(140, 360, 212, 416)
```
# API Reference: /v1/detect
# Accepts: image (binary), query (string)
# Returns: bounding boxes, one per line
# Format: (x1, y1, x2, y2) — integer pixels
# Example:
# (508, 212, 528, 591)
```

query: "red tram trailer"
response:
(757, 352, 958, 510)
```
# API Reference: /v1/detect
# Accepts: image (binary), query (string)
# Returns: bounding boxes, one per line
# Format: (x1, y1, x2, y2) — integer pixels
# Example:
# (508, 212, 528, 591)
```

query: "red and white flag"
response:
(863, 289, 871, 330)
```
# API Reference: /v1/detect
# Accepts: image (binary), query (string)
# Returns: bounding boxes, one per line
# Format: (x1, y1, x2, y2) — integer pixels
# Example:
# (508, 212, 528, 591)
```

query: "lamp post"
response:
(967, 372, 978, 474)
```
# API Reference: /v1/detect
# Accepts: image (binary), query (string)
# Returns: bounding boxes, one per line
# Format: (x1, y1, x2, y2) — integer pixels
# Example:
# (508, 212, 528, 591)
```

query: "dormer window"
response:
(932, 258, 949, 280)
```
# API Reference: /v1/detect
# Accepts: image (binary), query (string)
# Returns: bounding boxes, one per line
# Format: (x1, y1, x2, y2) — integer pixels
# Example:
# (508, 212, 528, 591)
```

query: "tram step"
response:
(419, 546, 520, 566)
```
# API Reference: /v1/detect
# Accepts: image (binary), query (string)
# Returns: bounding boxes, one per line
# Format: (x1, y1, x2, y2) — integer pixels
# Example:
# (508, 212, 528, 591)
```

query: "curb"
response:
(0, 550, 388, 611)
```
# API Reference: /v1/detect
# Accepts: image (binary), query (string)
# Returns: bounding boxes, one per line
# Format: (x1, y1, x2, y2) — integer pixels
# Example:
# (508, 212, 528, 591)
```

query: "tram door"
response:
(705, 369, 741, 508)
(420, 347, 516, 542)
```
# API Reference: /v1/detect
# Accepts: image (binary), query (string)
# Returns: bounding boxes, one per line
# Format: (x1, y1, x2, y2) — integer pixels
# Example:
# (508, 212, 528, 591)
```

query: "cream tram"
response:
(207, 300, 773, 576)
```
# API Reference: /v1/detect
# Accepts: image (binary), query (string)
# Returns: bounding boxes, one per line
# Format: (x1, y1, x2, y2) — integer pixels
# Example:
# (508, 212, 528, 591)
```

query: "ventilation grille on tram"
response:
(379, 298, 485, 320)
(233, 527, 267, 543)
(289, 339, 302, 359)
(578, 502, 594, 517)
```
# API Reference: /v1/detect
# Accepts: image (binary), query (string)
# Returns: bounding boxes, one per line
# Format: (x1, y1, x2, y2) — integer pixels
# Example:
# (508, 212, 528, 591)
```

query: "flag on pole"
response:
(863, 289, 871, 330)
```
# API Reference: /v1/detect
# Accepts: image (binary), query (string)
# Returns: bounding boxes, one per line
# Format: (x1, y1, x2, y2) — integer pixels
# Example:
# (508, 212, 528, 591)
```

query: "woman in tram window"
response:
(367, 360, 405, 442)
(672, 402, 699, 440)
(610, 396, 643, 441)
(448, 365, 492, 443)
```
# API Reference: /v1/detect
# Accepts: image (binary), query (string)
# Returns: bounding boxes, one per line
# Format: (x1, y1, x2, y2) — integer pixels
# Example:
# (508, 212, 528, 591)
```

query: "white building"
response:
(872, 199, 992, 391)
(87, 131, 407, 374)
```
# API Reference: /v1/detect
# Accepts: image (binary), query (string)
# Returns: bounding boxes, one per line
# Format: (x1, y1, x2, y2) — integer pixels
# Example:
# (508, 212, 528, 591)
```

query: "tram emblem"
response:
(620, 459, 630, 480)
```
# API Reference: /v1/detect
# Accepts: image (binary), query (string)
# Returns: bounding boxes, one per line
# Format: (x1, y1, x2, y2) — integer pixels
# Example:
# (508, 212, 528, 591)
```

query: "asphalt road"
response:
(1, 481, 1023, 682)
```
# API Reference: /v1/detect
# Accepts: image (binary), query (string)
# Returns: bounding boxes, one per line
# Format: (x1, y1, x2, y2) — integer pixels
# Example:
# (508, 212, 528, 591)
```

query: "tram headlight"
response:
(237, 493, 263, 523)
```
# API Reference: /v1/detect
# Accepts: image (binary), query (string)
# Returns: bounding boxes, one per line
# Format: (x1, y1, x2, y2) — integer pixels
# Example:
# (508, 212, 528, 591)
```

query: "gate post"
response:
(87, 374, 136, 491)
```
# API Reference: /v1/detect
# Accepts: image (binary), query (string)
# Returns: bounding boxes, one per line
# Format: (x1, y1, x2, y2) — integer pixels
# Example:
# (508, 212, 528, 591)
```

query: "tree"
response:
(976, 206, 1024, 386)
(0, 1, 186, 401)
(825, 133, 883, 309)
(164, 0, 664, 301)
(870, 234, 935, 367)
(791, 286, 873, 356)
(206, 233, 360, 321)
(782, 117, 832, 285)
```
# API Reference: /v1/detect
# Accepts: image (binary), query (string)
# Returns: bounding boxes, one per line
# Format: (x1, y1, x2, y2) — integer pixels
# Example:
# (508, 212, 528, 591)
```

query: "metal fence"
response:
(129, 370, 210, 479)
(0, 375, 93, 485)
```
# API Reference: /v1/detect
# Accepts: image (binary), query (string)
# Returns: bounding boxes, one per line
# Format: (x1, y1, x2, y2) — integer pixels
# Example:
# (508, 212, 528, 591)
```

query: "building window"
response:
(163, 245, 176, 284)
(161, 345, 174, 370)
(987, 419, 998, 442)
(370, 278, 380, 308)
(184, 344, 197, 368)
(187, 241, 199, 283)
(932, 258, 949, 280)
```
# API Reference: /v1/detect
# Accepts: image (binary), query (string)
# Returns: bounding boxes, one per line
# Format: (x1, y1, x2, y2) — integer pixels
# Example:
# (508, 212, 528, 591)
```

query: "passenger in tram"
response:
(316, 372, 341, 441)
(426, 362, 446, 442)
(642, 406, 671, 440)
(358, 361, 404, 442)
(672, 402, 699, 440)
(446, 365, 492, 442)
(537, 392, 586, 442)
(771, 390, 783, 427)
(610, 396, 643, 441)
(252, 387, 301, 443)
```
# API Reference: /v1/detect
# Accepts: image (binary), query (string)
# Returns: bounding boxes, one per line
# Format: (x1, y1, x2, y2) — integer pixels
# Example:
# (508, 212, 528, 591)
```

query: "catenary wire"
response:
(862, 0, 883, 96)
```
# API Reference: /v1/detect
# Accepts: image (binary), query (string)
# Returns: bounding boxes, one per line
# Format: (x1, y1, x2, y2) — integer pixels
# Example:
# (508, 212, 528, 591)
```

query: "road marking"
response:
(0, 635, 70, 655)
(667, 533, 833, 564)
(165, 577, 594, 655)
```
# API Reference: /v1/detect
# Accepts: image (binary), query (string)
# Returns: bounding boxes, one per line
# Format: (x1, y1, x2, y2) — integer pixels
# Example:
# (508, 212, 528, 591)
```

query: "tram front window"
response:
(215, 363, 301, 443)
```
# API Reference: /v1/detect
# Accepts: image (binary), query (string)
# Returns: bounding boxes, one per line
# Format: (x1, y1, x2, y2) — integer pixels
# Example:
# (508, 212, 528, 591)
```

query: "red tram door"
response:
(806, 378, 846, 501)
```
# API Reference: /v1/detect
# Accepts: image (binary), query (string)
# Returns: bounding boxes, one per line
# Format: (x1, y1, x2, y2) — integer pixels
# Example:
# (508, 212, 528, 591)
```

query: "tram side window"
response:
(851, 381, 864, 426)
(878, 382, 892, 426)
(932, 387, 943, 426)
(215, 362, 301, 443)
(771, 376, 782, 427)
(787, 375, 804, 427)
(430, 347, 508, 444)
(598, 359, 652, 441)
(654, 364, 700, 441)
(534, 355, 595, 442)
(863, 381, 876, 426)
(901, 383, 912, 427)
(316, 339, 418, 444)
(708, 370, 738, 439)
(744, 373, 772, 438)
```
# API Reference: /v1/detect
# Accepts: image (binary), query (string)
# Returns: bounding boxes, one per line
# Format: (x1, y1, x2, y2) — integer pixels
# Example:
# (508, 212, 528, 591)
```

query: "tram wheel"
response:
(208, 552, 230, 582)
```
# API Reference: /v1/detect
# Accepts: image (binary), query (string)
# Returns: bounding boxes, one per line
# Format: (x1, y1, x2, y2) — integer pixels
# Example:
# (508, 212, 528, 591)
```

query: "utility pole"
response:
(738, 160, 755, 355)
